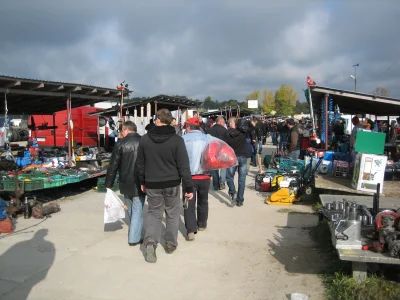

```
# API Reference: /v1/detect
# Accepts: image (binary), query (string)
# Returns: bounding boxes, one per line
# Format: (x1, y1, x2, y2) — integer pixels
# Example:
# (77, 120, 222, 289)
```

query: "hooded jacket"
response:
(136, 125, 194, 193)
(105, 133, 143, 197)
(207, 123, 228, 142)
(225, 128, 247, 157)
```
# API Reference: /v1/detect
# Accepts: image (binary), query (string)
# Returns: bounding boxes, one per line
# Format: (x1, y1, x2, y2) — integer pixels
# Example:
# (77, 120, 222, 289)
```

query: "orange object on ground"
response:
(0, 218, 13, 233)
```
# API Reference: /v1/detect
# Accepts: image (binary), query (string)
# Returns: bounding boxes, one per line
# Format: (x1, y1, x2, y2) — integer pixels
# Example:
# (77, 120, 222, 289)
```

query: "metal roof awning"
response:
(88, 94, 202, 117)
(310, 86, 400, 116)
(200, 107, 254, 118)
(0, 75, 128, 115)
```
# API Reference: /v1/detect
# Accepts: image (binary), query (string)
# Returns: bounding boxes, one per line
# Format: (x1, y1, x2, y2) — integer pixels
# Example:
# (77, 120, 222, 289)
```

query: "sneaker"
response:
(229, 192, 236, 207)
(129, 239, 143, 246)
(198, 227, 206, 231)
(219, 182, 226, 190)
(165, 243, 177, 254)
(187, 232, 195, 241)
(145, 243, 157, 263)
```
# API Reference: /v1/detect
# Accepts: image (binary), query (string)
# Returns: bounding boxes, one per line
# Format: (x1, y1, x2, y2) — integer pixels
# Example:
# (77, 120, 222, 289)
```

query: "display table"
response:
(320, 194, 400, 282)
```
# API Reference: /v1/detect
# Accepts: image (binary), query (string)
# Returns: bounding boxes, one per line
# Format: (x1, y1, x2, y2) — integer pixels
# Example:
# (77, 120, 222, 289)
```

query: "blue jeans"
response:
(251, 143, 257, 165)
(123, 195, 145, 244)
(279, 133, 288, 151)
(211, 169, 226, 189)
(226, 156, 247, 204)
(271, 132, 278, 145)
(257, 136, 264, 154)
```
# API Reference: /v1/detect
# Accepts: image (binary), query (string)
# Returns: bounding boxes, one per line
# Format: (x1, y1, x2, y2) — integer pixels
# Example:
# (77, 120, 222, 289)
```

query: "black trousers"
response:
(183, 179, 210, 234)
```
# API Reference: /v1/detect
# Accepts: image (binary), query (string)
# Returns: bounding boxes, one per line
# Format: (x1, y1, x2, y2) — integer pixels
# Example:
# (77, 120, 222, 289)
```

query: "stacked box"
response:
(333, 161, 349, 178)
(352, 153, 387, 193)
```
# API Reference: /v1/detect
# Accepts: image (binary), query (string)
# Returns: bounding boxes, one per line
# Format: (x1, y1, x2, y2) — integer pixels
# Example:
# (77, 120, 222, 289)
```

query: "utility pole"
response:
(352, 64, 359, 92)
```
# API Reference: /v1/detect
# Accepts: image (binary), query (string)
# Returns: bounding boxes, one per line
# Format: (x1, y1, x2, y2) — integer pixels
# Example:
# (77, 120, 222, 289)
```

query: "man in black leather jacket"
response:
(105, 121, 145, 246)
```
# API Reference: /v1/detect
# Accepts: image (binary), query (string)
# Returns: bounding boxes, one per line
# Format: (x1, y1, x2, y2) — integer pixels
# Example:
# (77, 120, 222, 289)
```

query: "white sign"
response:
(248, 100, 258, 109)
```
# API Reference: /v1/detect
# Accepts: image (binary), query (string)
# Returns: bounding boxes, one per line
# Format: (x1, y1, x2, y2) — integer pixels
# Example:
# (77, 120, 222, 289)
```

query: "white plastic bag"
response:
(104, 189, 126, 224)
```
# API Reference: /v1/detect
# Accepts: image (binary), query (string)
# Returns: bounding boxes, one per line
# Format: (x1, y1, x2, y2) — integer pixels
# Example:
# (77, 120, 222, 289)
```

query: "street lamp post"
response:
(352, 63, 359, 92)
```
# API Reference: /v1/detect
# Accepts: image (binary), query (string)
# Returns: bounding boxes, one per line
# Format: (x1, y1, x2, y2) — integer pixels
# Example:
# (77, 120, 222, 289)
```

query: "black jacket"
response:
(255, 120, 264, 138)
(208, 124, 227, 142)
(105, 133, 143, 197)
(136, 125, 194, 193)
(277, 121, 289, 134)
(226, 128, 247, 157)
(145, 122, 155, 131)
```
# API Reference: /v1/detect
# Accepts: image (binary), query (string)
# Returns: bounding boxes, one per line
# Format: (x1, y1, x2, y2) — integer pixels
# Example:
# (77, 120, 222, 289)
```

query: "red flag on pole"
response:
(307, 76, 316, 86)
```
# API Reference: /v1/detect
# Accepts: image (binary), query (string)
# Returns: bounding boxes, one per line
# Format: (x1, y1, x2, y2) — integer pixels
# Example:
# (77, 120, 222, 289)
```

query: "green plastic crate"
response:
(20, 179, 44, 191)
(43, 178, 67, 189)
(3, 180, 16, 191)
(66, 175, 80, 184)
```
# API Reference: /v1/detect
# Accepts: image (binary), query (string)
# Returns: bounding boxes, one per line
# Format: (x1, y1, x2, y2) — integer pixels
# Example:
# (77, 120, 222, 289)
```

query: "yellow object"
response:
(271, 174, 284, 190)
(266, 188, 297, 206)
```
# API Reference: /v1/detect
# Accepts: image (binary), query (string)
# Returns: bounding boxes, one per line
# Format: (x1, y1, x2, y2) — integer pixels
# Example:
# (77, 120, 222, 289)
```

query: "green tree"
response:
(261, 89, 275, 113)
(203, 96, 218, 109)
(274, 84, 298, 116)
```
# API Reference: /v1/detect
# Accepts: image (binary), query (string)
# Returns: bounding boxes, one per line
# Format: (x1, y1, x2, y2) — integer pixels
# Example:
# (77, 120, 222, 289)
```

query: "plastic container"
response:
(291, 293, 309, 300)
(3, 179, 16, 191)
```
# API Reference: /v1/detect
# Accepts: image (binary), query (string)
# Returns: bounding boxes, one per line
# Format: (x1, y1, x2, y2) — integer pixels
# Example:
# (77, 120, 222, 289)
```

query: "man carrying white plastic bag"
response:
(104, 188, 127, 223)
(105, 121, 145, 246)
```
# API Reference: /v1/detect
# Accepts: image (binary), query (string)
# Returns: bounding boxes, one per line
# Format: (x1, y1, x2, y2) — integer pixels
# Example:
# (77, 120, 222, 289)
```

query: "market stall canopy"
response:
(310, 86, 400, 116)
(87, 94, 202, 117)
(200, 108, 254, 118)
(0, 75, 128, 115)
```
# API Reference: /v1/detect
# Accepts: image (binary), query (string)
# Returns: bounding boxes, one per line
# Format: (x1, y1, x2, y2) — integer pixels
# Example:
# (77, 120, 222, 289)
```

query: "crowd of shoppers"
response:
(105, 110, 304, 263)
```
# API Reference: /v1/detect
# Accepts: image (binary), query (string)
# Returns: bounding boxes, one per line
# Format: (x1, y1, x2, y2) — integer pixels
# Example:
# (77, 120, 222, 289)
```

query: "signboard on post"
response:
(248, 100, 258, 109)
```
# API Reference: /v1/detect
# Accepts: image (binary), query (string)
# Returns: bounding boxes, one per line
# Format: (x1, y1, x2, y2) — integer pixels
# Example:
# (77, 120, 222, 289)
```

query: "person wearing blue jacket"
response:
(182, 117, 211, 241)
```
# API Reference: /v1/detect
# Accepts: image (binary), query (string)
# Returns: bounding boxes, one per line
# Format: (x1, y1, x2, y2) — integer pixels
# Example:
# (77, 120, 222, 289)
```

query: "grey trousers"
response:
(144, 185, 181, 247)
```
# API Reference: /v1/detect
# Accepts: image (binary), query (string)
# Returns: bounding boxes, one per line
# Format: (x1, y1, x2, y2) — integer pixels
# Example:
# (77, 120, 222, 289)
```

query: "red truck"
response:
(31, 106, 102, 148)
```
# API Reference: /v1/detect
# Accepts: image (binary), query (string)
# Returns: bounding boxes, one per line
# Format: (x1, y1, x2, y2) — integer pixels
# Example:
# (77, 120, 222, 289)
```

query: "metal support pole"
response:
(325, 94, 328, 150)
(354, 65, 357, 92)
(67, 96, 72, 165)
(53, 113, 56, 147)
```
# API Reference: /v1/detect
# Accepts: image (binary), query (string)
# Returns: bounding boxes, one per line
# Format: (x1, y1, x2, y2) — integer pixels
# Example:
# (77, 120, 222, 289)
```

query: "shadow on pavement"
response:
(103, 221, 124, 232)
(0, 229, 55, 300)
(267, 211, 325, 275)
(209, 190, 231, 207)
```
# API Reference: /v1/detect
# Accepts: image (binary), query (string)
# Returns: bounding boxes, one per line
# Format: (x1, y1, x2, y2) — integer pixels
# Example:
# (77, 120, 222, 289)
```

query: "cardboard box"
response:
(351, 153, 387, 193)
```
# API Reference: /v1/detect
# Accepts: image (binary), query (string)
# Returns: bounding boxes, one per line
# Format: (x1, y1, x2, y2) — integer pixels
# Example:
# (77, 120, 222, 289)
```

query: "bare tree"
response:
(372, 87, 390, 97)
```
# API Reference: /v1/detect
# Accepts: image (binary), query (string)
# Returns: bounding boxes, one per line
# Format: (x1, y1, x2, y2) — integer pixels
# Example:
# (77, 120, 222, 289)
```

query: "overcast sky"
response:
(0, 0, 399, 101)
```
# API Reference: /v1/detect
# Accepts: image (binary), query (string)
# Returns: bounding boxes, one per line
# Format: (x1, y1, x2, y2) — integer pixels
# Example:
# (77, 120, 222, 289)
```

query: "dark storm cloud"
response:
(0, 0, 399, 103)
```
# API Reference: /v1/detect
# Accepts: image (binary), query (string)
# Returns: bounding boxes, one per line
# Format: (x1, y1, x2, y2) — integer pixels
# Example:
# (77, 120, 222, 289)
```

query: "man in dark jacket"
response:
(278, 119, 289, 152)
(105, 121, 144, 246)
(208, 116, 228, 190)
(137, 109, 194, 263)
(225, 117, 248, 207)
(286, 118, 301, 160)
